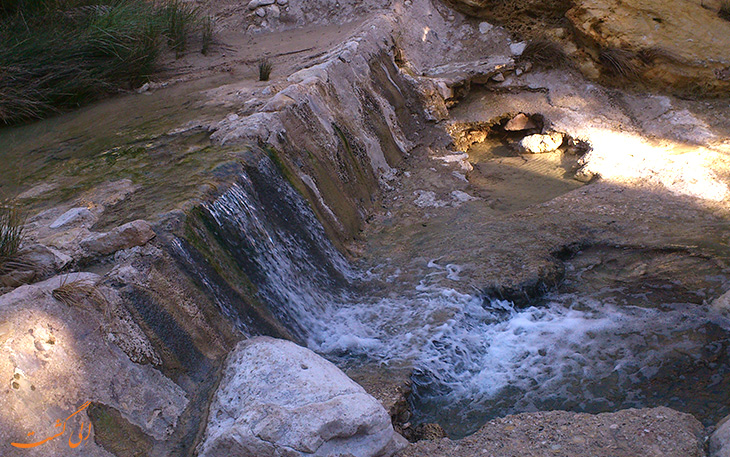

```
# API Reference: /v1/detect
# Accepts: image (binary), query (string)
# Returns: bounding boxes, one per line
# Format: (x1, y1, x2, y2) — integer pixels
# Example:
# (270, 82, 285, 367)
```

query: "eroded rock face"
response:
(566, 0, 730, 94)
(198, 337, 406, 457)
(398, 408, 705, 457)
(0, 274, 188, 457)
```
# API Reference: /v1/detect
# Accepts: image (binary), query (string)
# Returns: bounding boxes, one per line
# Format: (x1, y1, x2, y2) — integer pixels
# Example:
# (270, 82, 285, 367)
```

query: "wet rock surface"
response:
(397, 407, 706, 457)
(1, 0, 730, 454)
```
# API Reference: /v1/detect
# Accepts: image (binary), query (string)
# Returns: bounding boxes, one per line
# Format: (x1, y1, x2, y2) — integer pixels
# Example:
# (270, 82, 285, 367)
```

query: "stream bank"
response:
(1, 0, 730, 456)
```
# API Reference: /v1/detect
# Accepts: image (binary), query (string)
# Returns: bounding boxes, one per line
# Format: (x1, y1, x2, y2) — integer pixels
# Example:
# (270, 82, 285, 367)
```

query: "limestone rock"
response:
(712, 289, 730, 315)
(249, 0, 275, 9)
(0, 274, 187, 457)
(566, 0, 730, 94)
(398, 408, 705, 457)
(518, 132, 565, 153)
(49, 207, 94, 229)
(504, 113, 537, 131)
(18, 243, 72, 272)
(711, 414, 730, 457)
(80, 219, 155, 257)
(198, 337, 406, 457)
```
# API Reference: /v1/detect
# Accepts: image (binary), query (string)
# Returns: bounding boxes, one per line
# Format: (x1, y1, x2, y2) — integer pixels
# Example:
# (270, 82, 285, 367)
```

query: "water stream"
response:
(200, 155, 730, 438)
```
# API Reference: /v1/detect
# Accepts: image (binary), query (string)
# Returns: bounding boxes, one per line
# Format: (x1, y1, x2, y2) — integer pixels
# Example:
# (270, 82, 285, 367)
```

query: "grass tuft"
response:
(519, 38, 571, 70)
(0, 202, 25, 274)
(201, 15, 213, 55)
(598, 47, 640, 79)
(720, 0, 730, 21)
(258, 58, 272, 81)
(53, 278, 107, 311)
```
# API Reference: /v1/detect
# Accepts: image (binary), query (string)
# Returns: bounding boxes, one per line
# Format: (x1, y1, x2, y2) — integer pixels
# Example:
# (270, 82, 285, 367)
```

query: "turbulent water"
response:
(200, 155, 730, 437)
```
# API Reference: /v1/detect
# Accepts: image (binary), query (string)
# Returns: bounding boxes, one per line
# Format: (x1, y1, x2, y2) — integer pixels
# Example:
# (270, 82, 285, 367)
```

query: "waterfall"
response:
(191, 154, 730, 437)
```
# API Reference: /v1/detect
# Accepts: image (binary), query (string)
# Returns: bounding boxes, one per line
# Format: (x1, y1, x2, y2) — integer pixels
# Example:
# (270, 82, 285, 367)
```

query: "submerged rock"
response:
(398, 407, 705, 457)
(198, 337, 406, 457)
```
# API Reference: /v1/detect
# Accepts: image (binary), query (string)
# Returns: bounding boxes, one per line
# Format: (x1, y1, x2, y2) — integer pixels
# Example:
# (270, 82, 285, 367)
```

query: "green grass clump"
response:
(0, 202, 24, 274)
(258, 58, 272, 81)
(0, 0, 210, 124)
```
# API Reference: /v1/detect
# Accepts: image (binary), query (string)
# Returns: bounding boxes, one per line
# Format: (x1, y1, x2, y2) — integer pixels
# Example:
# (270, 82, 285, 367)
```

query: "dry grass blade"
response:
(720, 0, 730, 21)
(599, 47, 640, 79)
(519, 38, 571, 70)
(0, 203, 25, 274)
(53, 279, 107, 313)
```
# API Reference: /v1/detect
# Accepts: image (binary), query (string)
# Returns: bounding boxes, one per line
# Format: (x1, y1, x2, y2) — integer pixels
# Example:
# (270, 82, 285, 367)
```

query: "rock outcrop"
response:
(398, 407, 706, 457)
(198, 337, 406, 457)
(566, 0, 730, 94)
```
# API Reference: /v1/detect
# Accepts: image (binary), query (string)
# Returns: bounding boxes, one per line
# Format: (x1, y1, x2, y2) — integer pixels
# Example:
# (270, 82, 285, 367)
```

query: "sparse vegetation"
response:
(0, 0, 211, 125)
(720, 0, 730, 21)
(598, 47, 640, 79)
(258, 58, 272, 81)
(201, 15, 213, 55)
(53, 277, 108, 314)
(519, 38, 571, 70)
(0, 202, 25, 274)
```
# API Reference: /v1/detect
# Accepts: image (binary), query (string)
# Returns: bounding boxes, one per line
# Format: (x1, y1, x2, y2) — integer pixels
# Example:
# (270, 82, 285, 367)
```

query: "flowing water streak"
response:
(198, 157, 730, 436)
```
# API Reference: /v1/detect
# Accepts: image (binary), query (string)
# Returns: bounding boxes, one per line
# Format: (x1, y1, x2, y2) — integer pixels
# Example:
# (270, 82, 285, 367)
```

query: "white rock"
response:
(198, 337, 406, 457)
(510, 42, 527, 56)
(49, 207, 94, 229)
(276, 0, 288, 4)
(267, 4, 280, 18)
(255, 7, 267, 17)
(712, 289, 730, 315)
(248, 0, 275, 9)
(711, 414, 730, 457)
(479, 22, 493, 34)
(518, 132, 565, 154)
(491, 72, 505, 82)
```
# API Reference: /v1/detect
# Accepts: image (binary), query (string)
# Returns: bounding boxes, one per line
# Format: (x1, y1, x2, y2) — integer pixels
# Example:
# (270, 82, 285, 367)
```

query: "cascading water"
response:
(195, 154, 730, 438)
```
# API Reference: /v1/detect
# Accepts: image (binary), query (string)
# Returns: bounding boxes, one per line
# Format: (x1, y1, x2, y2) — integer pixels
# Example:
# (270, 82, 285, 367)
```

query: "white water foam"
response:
(202, 158, 730, 436)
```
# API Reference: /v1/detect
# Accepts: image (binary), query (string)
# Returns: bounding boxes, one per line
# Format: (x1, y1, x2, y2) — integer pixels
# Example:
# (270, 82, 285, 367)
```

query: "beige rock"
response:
(0, 274, 187, 457)
(566, 0, 730, 93)
(518, 132, 565, 153)
(79, 219, 155, 257)
(398, 408, 705, 457)
(505, 113, 537, 131)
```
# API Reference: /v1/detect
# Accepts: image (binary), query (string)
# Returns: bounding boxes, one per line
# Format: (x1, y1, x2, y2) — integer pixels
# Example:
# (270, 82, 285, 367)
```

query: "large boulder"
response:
(198, 337, 406, 457)
(398, 407, 705, 457)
